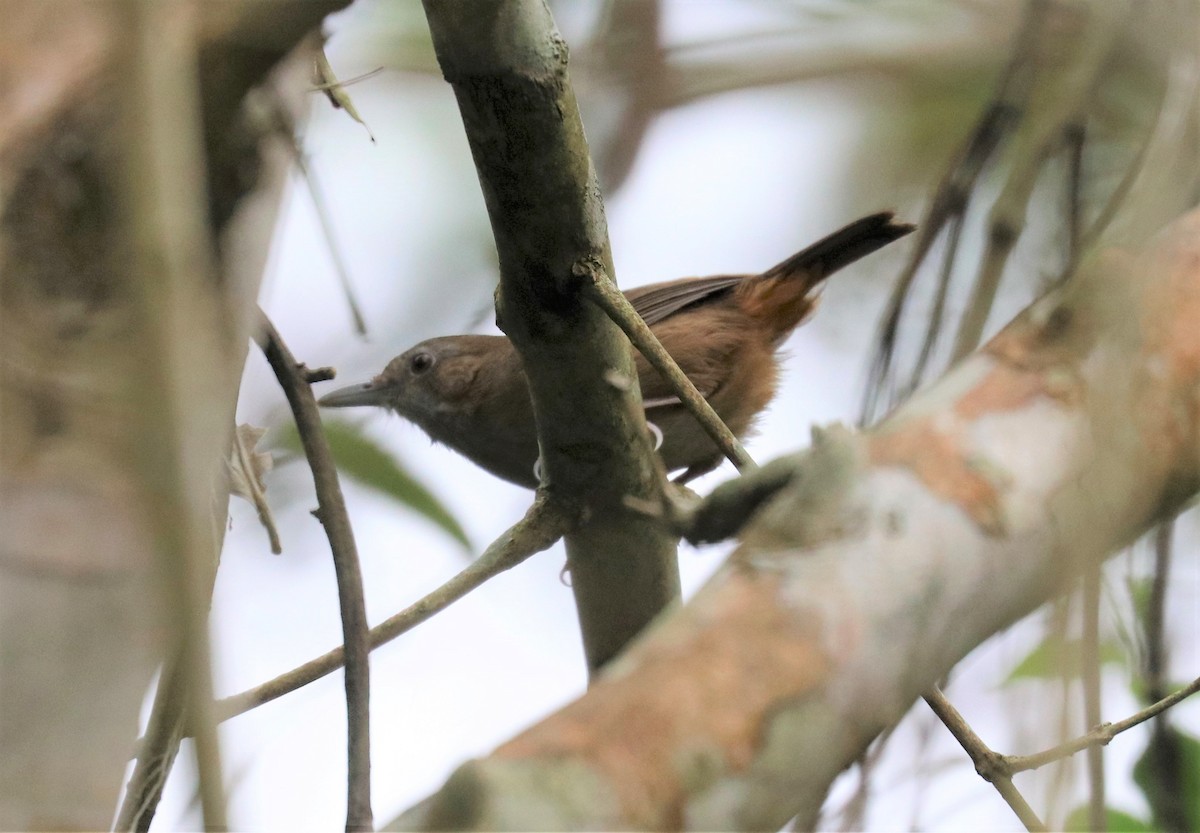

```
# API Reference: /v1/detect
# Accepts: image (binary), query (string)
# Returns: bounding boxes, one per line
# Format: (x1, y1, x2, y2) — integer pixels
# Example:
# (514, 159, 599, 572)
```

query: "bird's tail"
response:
(737, 212, 914, 343)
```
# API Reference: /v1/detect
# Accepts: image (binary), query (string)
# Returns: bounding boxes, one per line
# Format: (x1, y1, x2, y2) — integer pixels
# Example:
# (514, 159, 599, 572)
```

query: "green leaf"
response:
(1062, 805, 1152, 832)
(1133, 724, 1200, 832)
(280, 420, 470, 549)
(1126, 575, 1155, 626)
(1005, 636, 1127, 682)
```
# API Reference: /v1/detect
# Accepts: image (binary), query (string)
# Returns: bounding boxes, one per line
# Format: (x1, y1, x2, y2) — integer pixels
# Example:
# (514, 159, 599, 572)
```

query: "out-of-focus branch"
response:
(110, 3, 349, 830)
(660, 17, 1012, 109)
(1136, 520, 1190, 831)
(388, 208, 1200, 831)
(0, 0, 344, 827)
(257, 313, 372, 832)
(115, 2, 230, 827)
(864, 0, 1175, 420)
(577, 0, 663, 193)
(419, 0, 679, 677)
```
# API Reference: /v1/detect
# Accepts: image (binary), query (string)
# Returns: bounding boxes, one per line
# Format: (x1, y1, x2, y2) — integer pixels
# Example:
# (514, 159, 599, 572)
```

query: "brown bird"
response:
(319, 212, 913, 488)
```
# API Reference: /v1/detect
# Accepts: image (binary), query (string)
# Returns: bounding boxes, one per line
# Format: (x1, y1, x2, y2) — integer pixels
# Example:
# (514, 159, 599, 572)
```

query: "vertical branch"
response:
(1145, 523, 1172, 701)
(1080, 569, 1106, 832)
(1140, 522, 1190, 833)
(257, 314, 373, 832)
(420, 0, 680, 676)
(116, 2, 228, 827)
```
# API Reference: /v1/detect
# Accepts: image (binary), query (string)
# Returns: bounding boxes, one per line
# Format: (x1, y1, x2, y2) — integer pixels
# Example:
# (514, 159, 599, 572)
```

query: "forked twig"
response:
(256, 312, 374, 831)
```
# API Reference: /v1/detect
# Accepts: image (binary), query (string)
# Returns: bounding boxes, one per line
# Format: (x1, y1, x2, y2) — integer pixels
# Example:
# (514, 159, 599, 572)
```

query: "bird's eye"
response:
(409, 352, 434, 374)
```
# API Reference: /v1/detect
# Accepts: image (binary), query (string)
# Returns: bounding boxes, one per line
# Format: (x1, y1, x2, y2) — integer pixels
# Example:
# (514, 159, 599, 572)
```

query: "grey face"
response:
(318, 338, 483, 430)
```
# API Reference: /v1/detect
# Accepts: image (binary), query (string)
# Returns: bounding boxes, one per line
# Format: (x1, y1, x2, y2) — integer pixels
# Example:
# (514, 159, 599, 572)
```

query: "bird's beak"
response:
(317, 380, 390, 409)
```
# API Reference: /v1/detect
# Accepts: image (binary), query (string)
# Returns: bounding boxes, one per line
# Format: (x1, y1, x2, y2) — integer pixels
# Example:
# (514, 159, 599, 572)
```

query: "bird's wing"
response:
(625, 275, 746, 326)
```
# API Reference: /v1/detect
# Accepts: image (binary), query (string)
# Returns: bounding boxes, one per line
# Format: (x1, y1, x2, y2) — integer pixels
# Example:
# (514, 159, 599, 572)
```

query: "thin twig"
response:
(1006, 676, 1200, 774)
(1081, 568, 1106, 832)
(860, 0, 1050, 422)
(232, 424, 282, 554)
(117, 658, 188, 832)
(313, 49, 377, 143)
(211, 492, 573, 725)
(923, 688, 1048, 832)
(579, 260, 756, 472)
(310, 67, 385, 92)
(253, 91, 369, 336)
(1077, 72, 1167, 255)
(1063, 123, 1085, 278)
(1047, 598, 1075, 816)
(904, 212, 965, 397)
(256, 312, 373, 832)
(291, 151, 369, 337)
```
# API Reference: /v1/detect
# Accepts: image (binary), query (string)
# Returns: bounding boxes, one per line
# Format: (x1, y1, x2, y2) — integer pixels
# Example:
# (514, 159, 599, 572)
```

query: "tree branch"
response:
(210, 493, 574, 724)
(1006, 676, 1200, 774)
(257, 313, 373, 832)
(923, 689, 1046, 832)
(1080, 569, 1106, 832)
(388, 207, 1200, 830)
(115, 3, 228, 827)
(580, 263, 756, 473)
(419, 0, 680, 677)
(111, 4, 349, 830)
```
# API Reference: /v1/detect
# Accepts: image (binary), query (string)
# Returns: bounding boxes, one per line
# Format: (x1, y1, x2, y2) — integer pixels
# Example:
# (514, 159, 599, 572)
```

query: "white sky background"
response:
(143, 2, 1200, 830)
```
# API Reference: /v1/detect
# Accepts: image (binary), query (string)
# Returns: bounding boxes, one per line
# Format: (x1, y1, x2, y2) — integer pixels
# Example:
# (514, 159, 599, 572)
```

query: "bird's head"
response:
(318, 335, 500, 433)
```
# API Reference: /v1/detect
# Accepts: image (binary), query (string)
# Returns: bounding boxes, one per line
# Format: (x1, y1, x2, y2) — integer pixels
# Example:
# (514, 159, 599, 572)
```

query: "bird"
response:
(318, 212, 913, 489)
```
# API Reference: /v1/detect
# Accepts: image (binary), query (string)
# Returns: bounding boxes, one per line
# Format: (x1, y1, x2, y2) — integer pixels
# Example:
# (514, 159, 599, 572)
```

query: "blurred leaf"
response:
(229, 423, 281, 554)
(1005, 636, 1127, 682)
(1133, 725, 1200, 832)
(1062, 805, 1151, 832)
(1127, 574, 1154, 624)
(229, 424, 274, 502)
(280, 420, 470, 549)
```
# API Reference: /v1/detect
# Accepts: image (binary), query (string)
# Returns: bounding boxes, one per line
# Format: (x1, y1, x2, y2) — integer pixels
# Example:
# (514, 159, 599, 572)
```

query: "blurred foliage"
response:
(1134, 724, 1200, 833)
(1063, 804, 1152, 832)
(1004, 636, 1127, 682)
(279, 420, 470, 549)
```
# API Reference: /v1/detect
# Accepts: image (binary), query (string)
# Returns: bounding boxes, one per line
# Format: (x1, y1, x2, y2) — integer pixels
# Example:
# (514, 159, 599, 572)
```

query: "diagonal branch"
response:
(580, 262, 756, 473)
(209, 493, 574, 725)
(256, 312, 373, 832)
(131, 496, 568, 750)
(387, 208, 1200, 831)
